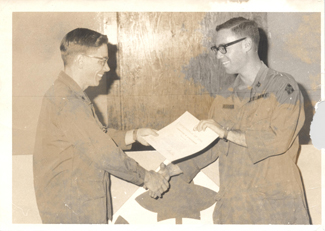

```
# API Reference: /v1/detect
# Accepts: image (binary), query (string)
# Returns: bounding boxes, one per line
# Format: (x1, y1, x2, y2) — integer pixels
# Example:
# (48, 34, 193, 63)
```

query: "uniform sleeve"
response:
(57, 99, 146, 186)
(245, 76, 305, 164)
(177, 139, 225, 183)
(106, 128, 132, 150)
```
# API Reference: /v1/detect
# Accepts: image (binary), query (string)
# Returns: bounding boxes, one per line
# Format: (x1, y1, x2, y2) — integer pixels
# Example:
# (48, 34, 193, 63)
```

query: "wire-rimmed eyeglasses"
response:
(84, 55, 108, 67)
(211, 37, 246, 55)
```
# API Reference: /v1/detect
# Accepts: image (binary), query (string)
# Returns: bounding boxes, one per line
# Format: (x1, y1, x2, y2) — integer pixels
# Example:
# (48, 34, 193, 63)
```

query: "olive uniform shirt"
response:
(33, 71, 146, 224)
(177, 63, 310, 224)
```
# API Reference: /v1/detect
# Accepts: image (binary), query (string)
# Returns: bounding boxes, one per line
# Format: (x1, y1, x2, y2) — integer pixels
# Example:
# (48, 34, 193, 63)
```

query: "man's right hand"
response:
(158, 162, 183, 180)
(143, 170, 169, 199)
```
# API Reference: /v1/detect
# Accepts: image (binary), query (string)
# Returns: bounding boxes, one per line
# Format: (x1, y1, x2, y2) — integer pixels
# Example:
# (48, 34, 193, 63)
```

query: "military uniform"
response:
(178, 63, 310, 224)
(33, 71, 146, 224)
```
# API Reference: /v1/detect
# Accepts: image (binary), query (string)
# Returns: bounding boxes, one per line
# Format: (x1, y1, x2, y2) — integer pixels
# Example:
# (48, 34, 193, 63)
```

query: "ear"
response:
(243, 37, 253, 52)
(75, 54, 84, 69)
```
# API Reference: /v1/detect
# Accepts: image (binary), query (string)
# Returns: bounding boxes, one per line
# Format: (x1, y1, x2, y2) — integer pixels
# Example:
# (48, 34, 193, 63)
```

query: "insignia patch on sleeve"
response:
(285, 84, 294, 95)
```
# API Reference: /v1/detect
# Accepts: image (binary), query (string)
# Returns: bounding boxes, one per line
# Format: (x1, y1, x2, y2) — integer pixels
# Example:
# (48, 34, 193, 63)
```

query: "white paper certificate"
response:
(143, 111, 219, 162)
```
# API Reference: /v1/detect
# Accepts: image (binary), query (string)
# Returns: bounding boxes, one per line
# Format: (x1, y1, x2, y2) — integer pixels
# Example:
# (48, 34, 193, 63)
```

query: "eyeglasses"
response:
(84, 55, 108, 67)
(211, 37, 246, 55)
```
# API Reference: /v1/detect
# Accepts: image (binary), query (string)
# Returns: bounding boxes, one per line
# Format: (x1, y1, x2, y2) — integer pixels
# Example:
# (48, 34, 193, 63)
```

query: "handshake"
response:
(143, 163, 183, 199)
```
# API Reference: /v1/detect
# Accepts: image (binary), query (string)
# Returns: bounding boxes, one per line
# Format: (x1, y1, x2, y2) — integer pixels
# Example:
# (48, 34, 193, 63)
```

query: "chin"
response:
(93, 79, 101, 86)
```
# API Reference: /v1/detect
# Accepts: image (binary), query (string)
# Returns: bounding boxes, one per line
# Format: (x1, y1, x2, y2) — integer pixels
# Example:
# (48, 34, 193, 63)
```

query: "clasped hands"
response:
(143, 163, 183, 199)
(136, 128, 180, 198)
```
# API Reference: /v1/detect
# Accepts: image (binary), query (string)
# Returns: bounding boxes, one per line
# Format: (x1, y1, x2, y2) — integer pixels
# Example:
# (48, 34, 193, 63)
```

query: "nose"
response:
(103, 61, 110, 72)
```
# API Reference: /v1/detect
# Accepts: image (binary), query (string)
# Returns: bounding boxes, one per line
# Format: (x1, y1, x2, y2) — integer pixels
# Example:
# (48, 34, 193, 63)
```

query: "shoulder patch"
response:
(285, 83, 294, 95)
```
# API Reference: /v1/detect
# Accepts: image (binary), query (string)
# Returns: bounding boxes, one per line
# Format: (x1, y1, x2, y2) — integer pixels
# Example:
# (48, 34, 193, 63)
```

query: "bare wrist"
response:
(133, 129, 138, 142)
(143, 170, 151, 189)
(223, 128, 229, 141)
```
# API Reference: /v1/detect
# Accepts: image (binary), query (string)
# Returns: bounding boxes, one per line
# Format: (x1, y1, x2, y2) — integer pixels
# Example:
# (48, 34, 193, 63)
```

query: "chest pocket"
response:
(213, 105, 238, 130)
(241, 93, 275, 129)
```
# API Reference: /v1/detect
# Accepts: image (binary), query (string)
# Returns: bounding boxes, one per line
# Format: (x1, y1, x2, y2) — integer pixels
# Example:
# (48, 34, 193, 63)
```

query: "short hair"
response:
(216, 17, 260, 48)
(60, 28, 108, 66)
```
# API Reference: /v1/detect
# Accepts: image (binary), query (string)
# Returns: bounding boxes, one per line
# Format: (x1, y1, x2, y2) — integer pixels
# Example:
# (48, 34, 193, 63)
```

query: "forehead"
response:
(88, 44, 108, 58)
(215, 29, 238, 46)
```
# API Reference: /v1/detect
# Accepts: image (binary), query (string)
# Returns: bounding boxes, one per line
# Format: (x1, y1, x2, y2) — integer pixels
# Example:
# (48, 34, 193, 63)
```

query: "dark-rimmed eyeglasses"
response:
(211, 37, 246, 55)
(84, 55, 108, 67)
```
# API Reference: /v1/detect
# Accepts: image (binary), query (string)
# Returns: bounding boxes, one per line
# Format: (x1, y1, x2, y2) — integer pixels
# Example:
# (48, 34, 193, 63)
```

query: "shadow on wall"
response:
(298, 84, 313, 144)
(106, 43, 120, 91)
(85, 43, 120, 125)
(296, 145, 313, 224)
(258, 27, 268, 67)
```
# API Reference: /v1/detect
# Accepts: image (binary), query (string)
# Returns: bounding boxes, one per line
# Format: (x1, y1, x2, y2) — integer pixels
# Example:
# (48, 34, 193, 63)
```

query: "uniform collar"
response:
(232, 62, 269, 91)
(250, 62, 269, 92)
(58, 71, 92, 104)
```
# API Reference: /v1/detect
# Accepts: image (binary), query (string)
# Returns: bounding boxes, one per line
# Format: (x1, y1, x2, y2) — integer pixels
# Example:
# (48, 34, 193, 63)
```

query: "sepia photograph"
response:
(1, 0, 324, 230)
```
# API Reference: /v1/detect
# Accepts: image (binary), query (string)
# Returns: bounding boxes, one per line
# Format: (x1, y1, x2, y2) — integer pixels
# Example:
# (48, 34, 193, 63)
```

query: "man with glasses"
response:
(33, 28, 170, 224)
(167, 17, 310, 224)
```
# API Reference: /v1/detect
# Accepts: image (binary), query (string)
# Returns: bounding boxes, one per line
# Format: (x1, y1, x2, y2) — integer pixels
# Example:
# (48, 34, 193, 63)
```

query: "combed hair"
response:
(60, 28, 108, 66)
(216, 17, 260, 48)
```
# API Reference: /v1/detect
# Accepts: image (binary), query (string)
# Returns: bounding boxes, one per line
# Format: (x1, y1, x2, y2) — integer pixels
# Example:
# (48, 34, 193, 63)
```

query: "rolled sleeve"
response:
(107, 128, 132, 150)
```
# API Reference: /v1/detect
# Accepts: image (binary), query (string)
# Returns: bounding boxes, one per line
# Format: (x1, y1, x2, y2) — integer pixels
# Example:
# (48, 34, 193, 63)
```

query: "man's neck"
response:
(238, 57, 262, 88)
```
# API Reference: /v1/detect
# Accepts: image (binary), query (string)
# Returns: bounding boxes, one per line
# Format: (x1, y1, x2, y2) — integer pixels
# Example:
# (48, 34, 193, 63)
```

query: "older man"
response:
(168, 17, 311, 224)
(33, 28, 169, 224)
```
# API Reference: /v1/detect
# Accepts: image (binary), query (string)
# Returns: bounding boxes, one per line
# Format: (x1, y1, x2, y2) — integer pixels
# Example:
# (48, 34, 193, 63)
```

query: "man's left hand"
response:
(194, 119, 225, 138)
(136, 128, 158, 146)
